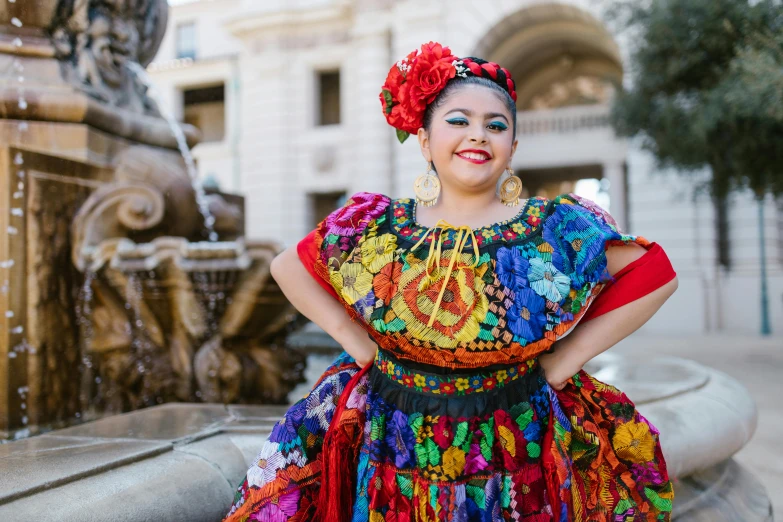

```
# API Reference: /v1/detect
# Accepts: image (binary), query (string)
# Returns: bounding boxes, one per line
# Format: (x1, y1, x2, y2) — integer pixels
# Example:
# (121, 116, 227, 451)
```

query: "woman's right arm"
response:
(270, 245, 378, 367)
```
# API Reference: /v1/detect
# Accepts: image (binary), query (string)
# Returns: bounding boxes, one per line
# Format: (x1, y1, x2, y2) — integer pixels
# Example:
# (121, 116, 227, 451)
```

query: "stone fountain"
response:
(0, 0, 306, 440)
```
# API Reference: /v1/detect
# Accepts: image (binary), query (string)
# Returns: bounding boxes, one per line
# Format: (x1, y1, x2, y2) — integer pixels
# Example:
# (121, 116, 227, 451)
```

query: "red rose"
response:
(385, 91, 420, 135)
(379, 43, 457, 141)
(407, 42, 457, 110)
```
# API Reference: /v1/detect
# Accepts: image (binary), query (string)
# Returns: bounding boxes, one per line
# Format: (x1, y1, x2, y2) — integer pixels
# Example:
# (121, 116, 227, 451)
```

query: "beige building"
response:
(148, 0, 783, 335)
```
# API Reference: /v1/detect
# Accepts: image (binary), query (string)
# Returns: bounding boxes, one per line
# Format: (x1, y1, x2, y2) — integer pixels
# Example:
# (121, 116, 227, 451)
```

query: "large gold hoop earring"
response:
(499, 167, 523, 207)
(413, 162, 440, 207)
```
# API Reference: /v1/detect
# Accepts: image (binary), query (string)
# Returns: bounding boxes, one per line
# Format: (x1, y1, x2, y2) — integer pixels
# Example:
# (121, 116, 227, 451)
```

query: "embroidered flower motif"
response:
(345, 375, 369, 411)
(495, 246, 530, 291)
(441, 445, 466, 480)
(414, 374, 426, 388)
(511, 222, 529, 235)
(331, 261, 373, 305)
(253, 488, 300, 519)
(613, 418, 656, 463)
(507, 288, 548, 341)
(372, 261, 402, 306)
(455, 377, 469, 391)
(439, 381, 455, 395)
(385, 410, 416, 468)
(392, 249, 488, 348)
(353, 289, 376, 322)
(361, 234, 398, 273)
(432, 416, 454, 448)
(323, 192, 390, 238)
(464, 442, 488, 474)
(528, 257, 571, 303)
(304, 380, 339, 433)
(247, 442, 286, 486)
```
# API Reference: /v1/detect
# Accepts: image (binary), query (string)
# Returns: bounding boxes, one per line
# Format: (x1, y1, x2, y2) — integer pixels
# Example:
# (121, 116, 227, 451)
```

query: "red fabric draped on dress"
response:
(580, 242, 676, 323)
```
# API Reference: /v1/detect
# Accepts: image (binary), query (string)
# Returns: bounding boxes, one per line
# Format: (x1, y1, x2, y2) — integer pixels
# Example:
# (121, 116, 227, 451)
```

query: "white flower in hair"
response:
(396, 51, 416, 74)
(452, 59, 469, 78)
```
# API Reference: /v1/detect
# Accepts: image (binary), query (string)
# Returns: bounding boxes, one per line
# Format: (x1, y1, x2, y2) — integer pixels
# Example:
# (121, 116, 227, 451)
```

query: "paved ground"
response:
(614, 332, 782, 519)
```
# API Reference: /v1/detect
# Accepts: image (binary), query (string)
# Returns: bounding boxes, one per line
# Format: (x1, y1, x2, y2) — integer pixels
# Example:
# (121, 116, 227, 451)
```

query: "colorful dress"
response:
(223, 192, 674, 522)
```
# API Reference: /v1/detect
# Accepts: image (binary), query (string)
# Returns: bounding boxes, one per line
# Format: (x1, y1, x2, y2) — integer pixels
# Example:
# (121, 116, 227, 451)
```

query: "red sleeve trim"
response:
(296, 229, 339, 300)
(580, 242, 676, 323)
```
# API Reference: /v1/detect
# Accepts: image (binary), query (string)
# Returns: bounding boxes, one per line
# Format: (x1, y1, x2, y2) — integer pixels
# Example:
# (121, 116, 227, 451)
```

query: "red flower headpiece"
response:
(379, 41, 517, 143)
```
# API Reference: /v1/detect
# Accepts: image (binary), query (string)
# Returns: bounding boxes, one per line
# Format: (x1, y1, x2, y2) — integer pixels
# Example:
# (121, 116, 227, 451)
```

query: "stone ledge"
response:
(0, 403, 279, 521)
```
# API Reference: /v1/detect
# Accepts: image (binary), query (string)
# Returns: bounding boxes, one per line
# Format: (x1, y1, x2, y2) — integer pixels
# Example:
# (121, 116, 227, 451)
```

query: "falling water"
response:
(125, 62, 218, 242)
(6, 10, 31, 437)
(76, 271, 97, 417)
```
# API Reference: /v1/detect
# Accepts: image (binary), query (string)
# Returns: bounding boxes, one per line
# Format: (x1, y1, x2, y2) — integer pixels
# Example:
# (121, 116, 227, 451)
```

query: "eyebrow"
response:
(445, 108, 509, 123)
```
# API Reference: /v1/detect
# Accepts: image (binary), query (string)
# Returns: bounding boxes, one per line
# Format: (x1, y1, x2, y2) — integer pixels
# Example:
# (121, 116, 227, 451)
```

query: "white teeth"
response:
(458, 152, 488, 160)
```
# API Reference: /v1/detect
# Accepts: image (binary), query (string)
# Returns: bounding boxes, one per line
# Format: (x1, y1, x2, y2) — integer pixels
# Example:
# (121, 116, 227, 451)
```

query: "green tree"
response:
(608, 0, 783, 334)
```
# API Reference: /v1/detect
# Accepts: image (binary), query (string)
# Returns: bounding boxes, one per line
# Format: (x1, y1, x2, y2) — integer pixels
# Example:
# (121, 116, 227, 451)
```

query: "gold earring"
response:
(499, 167, 523, 207)
(413, 161, 440, 207)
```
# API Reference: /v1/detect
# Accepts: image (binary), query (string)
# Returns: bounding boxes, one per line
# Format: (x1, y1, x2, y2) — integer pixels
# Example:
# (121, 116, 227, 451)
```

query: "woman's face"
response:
(417, 84, 517, 194)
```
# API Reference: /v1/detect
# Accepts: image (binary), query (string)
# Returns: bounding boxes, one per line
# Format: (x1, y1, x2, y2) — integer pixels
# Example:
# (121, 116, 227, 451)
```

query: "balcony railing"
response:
(516, 104, 611, 136)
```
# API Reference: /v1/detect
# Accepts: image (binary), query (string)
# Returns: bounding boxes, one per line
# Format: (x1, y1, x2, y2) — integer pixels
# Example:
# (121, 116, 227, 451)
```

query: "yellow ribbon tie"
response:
(410, 219, 480, 328)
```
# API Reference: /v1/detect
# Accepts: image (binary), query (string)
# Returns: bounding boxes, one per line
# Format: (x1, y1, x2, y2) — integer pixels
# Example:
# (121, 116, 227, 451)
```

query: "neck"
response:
(415, 190, 522, 229)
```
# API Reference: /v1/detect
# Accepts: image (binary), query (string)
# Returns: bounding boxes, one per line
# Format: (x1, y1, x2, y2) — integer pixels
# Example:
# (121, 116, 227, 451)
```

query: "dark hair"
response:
(422, 76, 518, 138)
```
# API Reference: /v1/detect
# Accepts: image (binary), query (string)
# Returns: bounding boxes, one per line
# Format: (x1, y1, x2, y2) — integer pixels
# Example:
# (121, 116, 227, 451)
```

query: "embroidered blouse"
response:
(296, 191, 674, 375)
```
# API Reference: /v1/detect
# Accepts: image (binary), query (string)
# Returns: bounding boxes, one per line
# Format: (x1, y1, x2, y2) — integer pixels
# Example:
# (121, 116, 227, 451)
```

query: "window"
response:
(182, 84, 225, 142)
(316, 70, 340, 126)
(176, 22, 197, 60)
(310, 192, 346, 229)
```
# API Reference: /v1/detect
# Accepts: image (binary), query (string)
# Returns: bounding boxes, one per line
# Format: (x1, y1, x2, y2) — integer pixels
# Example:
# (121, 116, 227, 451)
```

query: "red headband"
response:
(379, 41, 517, 143)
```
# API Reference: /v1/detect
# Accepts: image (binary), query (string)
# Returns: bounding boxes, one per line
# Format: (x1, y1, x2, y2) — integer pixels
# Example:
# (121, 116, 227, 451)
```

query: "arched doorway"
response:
(473, 3, 629, 229)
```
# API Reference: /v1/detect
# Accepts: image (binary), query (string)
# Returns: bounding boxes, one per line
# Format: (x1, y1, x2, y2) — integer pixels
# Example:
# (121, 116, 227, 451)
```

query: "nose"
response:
(469, 126, 488, 144)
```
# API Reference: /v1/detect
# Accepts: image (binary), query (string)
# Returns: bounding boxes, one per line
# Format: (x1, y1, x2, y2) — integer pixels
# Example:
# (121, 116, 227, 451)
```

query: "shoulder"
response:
(544, 192, 621, 232)
(541, 192, 651, 282)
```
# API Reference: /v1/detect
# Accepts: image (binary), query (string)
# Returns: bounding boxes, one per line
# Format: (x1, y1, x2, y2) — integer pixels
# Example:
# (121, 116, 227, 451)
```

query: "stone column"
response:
(350, 15, 394, 196)
(603, 160, 627, 231)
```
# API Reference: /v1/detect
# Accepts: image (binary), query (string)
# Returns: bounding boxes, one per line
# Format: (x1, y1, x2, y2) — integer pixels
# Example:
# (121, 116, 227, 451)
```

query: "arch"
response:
(471, 3, 622, 109)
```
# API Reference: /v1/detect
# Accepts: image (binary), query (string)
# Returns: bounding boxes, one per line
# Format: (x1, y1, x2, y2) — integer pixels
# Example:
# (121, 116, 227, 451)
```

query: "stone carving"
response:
(68, 147, 306, 413)
(51, 0, 168, 113)
(76, 237, 307, 413)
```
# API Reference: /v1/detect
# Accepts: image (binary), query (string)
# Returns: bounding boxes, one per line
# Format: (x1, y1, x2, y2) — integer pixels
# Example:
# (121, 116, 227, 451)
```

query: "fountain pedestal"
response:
(0, 1, 306, 438)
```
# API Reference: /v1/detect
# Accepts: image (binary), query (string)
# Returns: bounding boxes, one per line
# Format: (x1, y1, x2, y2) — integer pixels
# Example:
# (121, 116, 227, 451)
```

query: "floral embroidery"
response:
(361, 233, 398, 273)
(508, 287, 548, 341)
(331, 261, 373, 305)
(389, 197, 548, 248)
(374, 350, 537, 396)
(390, 249, 489, 348)
(528, 257, 571, 302)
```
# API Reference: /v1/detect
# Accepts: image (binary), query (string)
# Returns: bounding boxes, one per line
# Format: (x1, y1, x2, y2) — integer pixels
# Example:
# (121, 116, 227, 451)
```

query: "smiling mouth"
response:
(455, 151, 491, 163)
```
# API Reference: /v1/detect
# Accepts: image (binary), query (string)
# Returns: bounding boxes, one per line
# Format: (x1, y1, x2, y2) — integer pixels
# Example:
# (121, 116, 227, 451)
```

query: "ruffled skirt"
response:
(223, 351, 673, 521)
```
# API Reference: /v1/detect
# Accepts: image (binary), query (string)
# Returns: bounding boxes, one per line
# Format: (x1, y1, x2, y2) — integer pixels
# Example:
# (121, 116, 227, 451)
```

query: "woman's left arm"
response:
(539, 243, 679, 390)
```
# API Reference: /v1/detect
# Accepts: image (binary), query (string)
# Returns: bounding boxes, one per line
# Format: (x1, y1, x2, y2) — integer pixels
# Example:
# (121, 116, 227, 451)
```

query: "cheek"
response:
(490, 136, 514, 159)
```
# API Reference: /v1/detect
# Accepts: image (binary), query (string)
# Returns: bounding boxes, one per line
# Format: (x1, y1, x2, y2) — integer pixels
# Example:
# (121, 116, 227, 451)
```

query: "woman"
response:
(224, 42, 678, 522)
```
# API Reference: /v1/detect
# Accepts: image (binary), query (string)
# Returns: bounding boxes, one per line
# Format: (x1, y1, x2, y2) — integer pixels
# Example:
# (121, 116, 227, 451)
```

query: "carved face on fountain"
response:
(88, 4, 141, 89)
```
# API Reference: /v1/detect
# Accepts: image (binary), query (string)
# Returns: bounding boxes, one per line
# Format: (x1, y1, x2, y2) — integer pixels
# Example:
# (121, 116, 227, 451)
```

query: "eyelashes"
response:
(445, 118, 508, 131)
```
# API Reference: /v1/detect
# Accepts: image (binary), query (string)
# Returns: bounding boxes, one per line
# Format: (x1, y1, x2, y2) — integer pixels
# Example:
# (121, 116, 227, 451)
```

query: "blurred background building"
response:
(147, 0, 782, 335)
